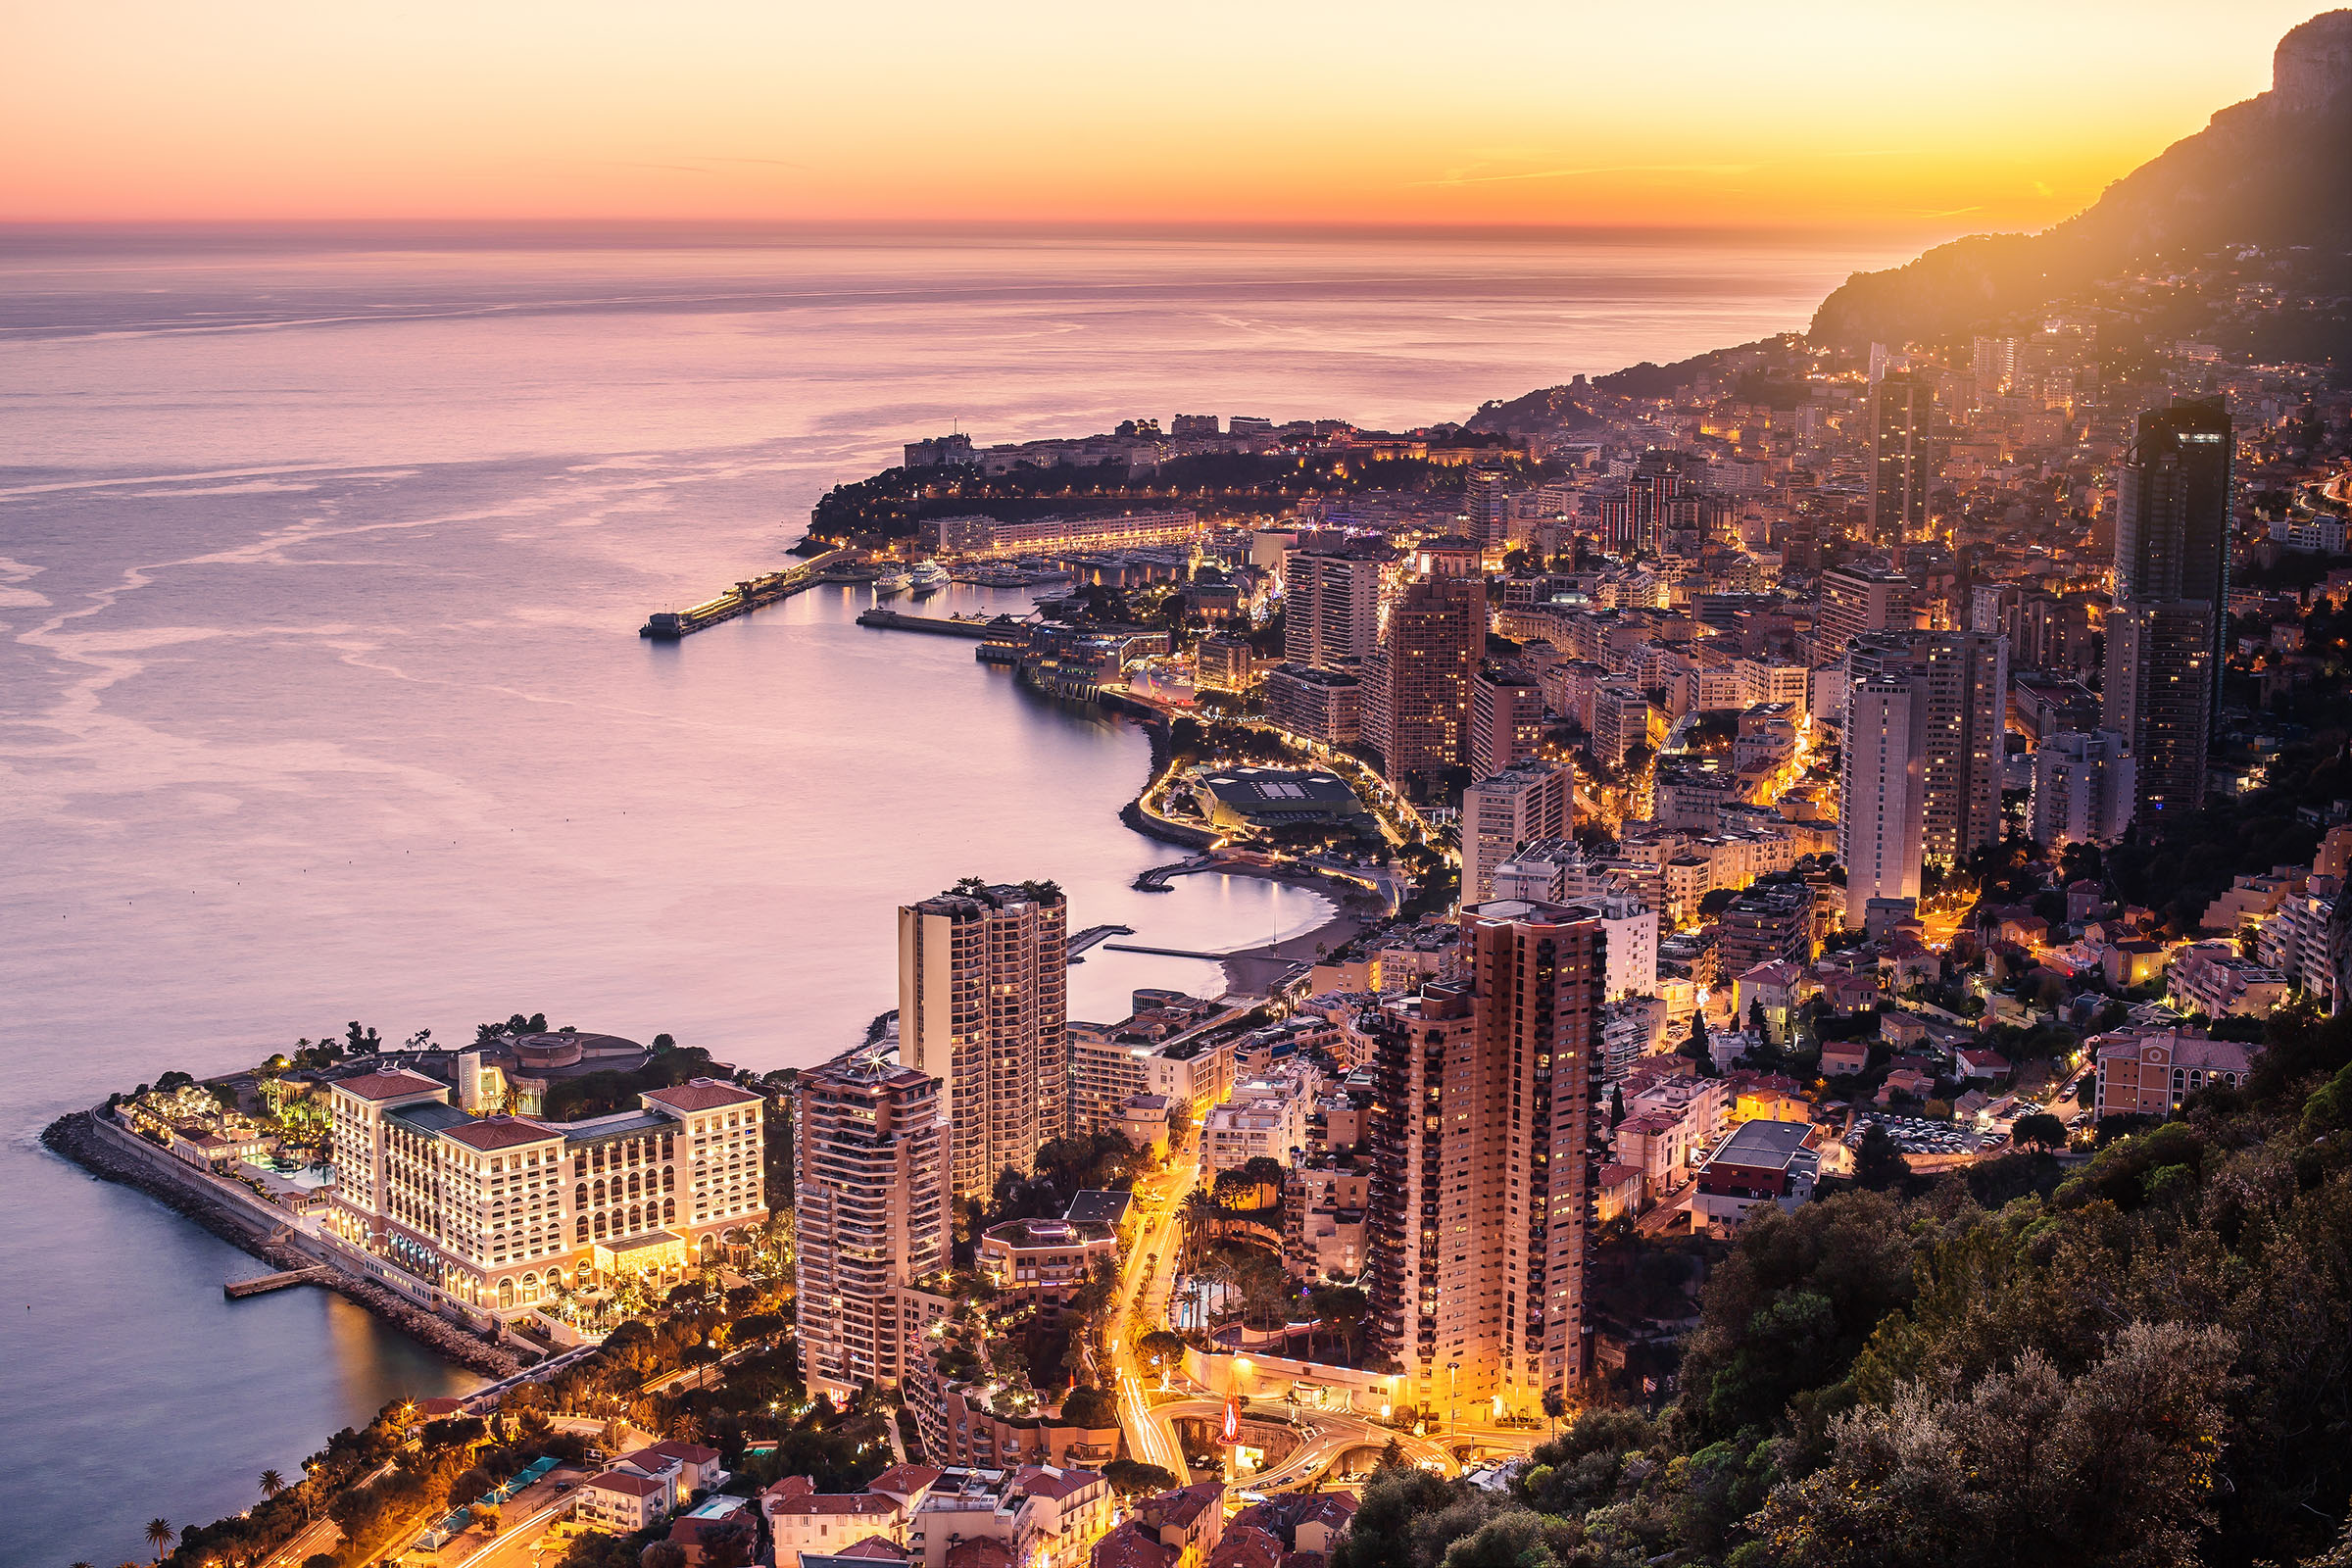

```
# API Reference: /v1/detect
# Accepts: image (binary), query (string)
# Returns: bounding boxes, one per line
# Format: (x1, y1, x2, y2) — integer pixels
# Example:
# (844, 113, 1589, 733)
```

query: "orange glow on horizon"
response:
(0, 1, 2320, 234)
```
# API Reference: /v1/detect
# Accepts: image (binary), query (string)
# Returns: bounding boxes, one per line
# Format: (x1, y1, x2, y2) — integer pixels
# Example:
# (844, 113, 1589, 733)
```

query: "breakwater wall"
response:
(41, 1110, 521, 1379)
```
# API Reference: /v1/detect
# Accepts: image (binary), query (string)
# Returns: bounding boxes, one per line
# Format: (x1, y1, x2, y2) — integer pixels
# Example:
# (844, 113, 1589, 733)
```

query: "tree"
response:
(1102, 1460, 1179, 1497)
(1747, 1321, 2239, 1568)
(1853, 1123, 1910, 1191)
(641, 1544, 689, 1568)
(1308, 1284, 1370, 1362)
(344, 1020, 382, 1054)
(1681, 1010, 1718, 1076)
(259, 1468, 286, 1499)
(144, 1521, 172, 1561)
(2012, 1111, 2067, 1151)
(1060, 1383, 1117, 1428)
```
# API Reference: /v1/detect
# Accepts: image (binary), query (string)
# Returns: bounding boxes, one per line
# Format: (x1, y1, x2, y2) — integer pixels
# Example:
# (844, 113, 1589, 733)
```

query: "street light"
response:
(1446, 1362, 1459, 1442)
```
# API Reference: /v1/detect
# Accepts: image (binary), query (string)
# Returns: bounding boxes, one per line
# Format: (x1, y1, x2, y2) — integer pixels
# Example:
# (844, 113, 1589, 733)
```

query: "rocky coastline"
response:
(40, 1109, 521, 1380)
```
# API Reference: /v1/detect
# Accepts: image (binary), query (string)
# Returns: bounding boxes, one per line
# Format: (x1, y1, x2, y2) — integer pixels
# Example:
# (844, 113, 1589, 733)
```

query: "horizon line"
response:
(0, 216, 1987, 250)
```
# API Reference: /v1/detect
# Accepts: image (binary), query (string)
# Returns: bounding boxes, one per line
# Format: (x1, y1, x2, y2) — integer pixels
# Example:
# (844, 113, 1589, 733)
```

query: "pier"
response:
(856, 609, 1008, 639)
(223, 1265, 335, 1298)
(1065, 923, 1134, 961)
(641, 547, 855, 638)
(1134, 855, 1216, 892)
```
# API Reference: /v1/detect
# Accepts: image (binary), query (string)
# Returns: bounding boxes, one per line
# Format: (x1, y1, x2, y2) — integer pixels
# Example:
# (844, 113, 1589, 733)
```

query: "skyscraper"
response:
(1282, 540, 1387, 668)
(1838, 630, 2008, 925)
(1868, 374, 1933, 545)
(1365, 901, 1604, 1420)
(1460, 759, 1573, 906)
(1376, 549, 1485, 796)
(1814, 563, 1920, 664)
(1839, 673, 1927, 927)
(2031, 730, 2137, 850)
(2104, 396, 2231, 821)
(796, 1050, 950, 1404)
(898, 881, 1069, 1197)
(1468, 664, 1545, 778)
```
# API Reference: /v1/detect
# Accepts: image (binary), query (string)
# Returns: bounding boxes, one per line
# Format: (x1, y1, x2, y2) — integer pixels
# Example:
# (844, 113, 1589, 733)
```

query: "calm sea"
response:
(0, 225, 1906, 1564)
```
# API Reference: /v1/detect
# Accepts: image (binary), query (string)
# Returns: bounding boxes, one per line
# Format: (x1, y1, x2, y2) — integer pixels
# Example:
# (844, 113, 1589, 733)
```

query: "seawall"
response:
(41, 1109, 520, 1379)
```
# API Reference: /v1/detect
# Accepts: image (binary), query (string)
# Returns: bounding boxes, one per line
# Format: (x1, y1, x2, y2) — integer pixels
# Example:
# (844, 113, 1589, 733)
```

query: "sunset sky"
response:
(0, 1, 2321, 235)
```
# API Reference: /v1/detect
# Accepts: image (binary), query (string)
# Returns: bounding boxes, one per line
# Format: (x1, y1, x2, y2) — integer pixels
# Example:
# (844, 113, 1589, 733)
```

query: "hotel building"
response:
(325, 1069, 766, 1314)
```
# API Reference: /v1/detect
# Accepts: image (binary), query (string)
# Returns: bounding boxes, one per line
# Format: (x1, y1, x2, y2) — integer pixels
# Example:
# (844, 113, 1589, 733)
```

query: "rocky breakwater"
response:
(41, 1109, 520, 1380)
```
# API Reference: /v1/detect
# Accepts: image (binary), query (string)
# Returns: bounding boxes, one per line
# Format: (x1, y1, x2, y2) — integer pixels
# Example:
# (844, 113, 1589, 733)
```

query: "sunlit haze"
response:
(0, 0, 2321, 234)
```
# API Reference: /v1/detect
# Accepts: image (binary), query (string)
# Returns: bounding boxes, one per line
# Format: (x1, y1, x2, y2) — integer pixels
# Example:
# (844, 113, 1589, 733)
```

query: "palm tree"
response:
(144, 1520, 172, 1560)
(259, 1469, 286, 1500)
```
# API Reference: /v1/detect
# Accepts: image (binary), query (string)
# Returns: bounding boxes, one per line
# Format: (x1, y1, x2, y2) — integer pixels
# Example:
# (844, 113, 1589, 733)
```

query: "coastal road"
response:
(1113, 1133, 1200, 1478)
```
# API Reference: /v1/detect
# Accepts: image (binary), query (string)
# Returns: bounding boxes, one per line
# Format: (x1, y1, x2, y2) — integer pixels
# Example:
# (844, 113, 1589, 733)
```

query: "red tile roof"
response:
(1013, 1464, 1102, 1500)
(834, 1538, 913, 1561)
(334, 1069, 445, 1102)
(865, 1464, 944, 1499)
(1208, 1526, 1283, 1568)
(1092, 1526, 1181, 1568)
(649, 1439, 722, 1465)
(769, 1493, 903, 1519)
(586, 1470, 668, 1498)
(947, 1542, 1016, 1568)
(644, 1078, 763, 1112)
(443, 1115, 562, 1152)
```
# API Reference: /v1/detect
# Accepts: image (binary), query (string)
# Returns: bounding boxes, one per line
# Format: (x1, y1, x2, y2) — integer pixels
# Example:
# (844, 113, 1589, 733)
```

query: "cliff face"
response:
(1809, 9, 2352, 348)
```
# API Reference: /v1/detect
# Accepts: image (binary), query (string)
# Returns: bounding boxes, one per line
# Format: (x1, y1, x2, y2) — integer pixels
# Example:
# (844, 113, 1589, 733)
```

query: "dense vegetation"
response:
(808, 445, 1528, 544)
(1337, 1000, 2352, 1568)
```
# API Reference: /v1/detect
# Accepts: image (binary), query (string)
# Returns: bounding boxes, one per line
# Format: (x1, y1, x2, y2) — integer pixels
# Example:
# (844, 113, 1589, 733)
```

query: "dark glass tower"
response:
(2103, 395, 2231, 820)
(1868, 373, 1933, 545)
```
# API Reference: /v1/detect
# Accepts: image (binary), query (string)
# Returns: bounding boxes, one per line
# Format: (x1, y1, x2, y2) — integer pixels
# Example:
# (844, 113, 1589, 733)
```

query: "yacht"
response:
(908, 560, 950, 596)
(873, 570, 912, 597)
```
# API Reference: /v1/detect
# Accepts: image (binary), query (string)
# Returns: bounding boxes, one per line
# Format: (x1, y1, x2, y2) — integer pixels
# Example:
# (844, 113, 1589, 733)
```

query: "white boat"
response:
(873, 571, 912, 597)
(908, 560, 950, 596)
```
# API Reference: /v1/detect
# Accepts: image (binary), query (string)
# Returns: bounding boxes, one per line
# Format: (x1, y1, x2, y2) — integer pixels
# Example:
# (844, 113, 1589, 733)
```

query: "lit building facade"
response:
(900, 882, 1070, 1198)
(325, 1069, 766, 1314)
(796, 1050, 951, 1404)
(2104, 396, 2230, 821)
(1365, 901, 1605, 1420)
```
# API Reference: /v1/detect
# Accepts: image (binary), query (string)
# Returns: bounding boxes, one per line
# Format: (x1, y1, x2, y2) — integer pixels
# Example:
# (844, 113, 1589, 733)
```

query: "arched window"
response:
(662, 1197, 675, 1223)
(594, 1211, 608, 1239)
(498, 1278, 514, 1309)
(575, 1183, 587, 1207)
(576, 1215, 589, 1243)
(628, 1203, 642, 1232)
(628, 1170, 642, 1200)
(522, 1273, 539, 1302)
(592, 1178, 605, 1206)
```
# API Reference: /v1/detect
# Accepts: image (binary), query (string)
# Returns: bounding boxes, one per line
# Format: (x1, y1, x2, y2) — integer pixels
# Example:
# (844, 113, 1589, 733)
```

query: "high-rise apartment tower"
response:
(898, 881, 1069, 1197)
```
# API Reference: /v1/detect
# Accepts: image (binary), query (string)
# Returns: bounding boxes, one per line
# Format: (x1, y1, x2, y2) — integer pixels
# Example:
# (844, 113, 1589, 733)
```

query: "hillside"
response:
(1810, 9, 2352, 349)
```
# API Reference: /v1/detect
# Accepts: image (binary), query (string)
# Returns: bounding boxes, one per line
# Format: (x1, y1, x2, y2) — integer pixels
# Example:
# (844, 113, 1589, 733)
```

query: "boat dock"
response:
(856, 609, 1006, 639)
(223, 1265, 335, 1298)
(641, 547, 855, 638)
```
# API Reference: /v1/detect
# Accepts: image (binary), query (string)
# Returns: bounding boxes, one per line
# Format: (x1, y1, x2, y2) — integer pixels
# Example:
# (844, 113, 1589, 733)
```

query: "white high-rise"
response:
(1283, 544, 1387, 668)
(1840, 675, 1927, 927)
(2031, 731, 2136, 850)
(898, 881, 1068, 1198)
(1460, 760, 1572, 906)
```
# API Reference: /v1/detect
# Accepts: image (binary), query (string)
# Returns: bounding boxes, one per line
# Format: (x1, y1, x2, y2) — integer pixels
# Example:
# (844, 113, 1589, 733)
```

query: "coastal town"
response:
(30, 10, 2352, 1568)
